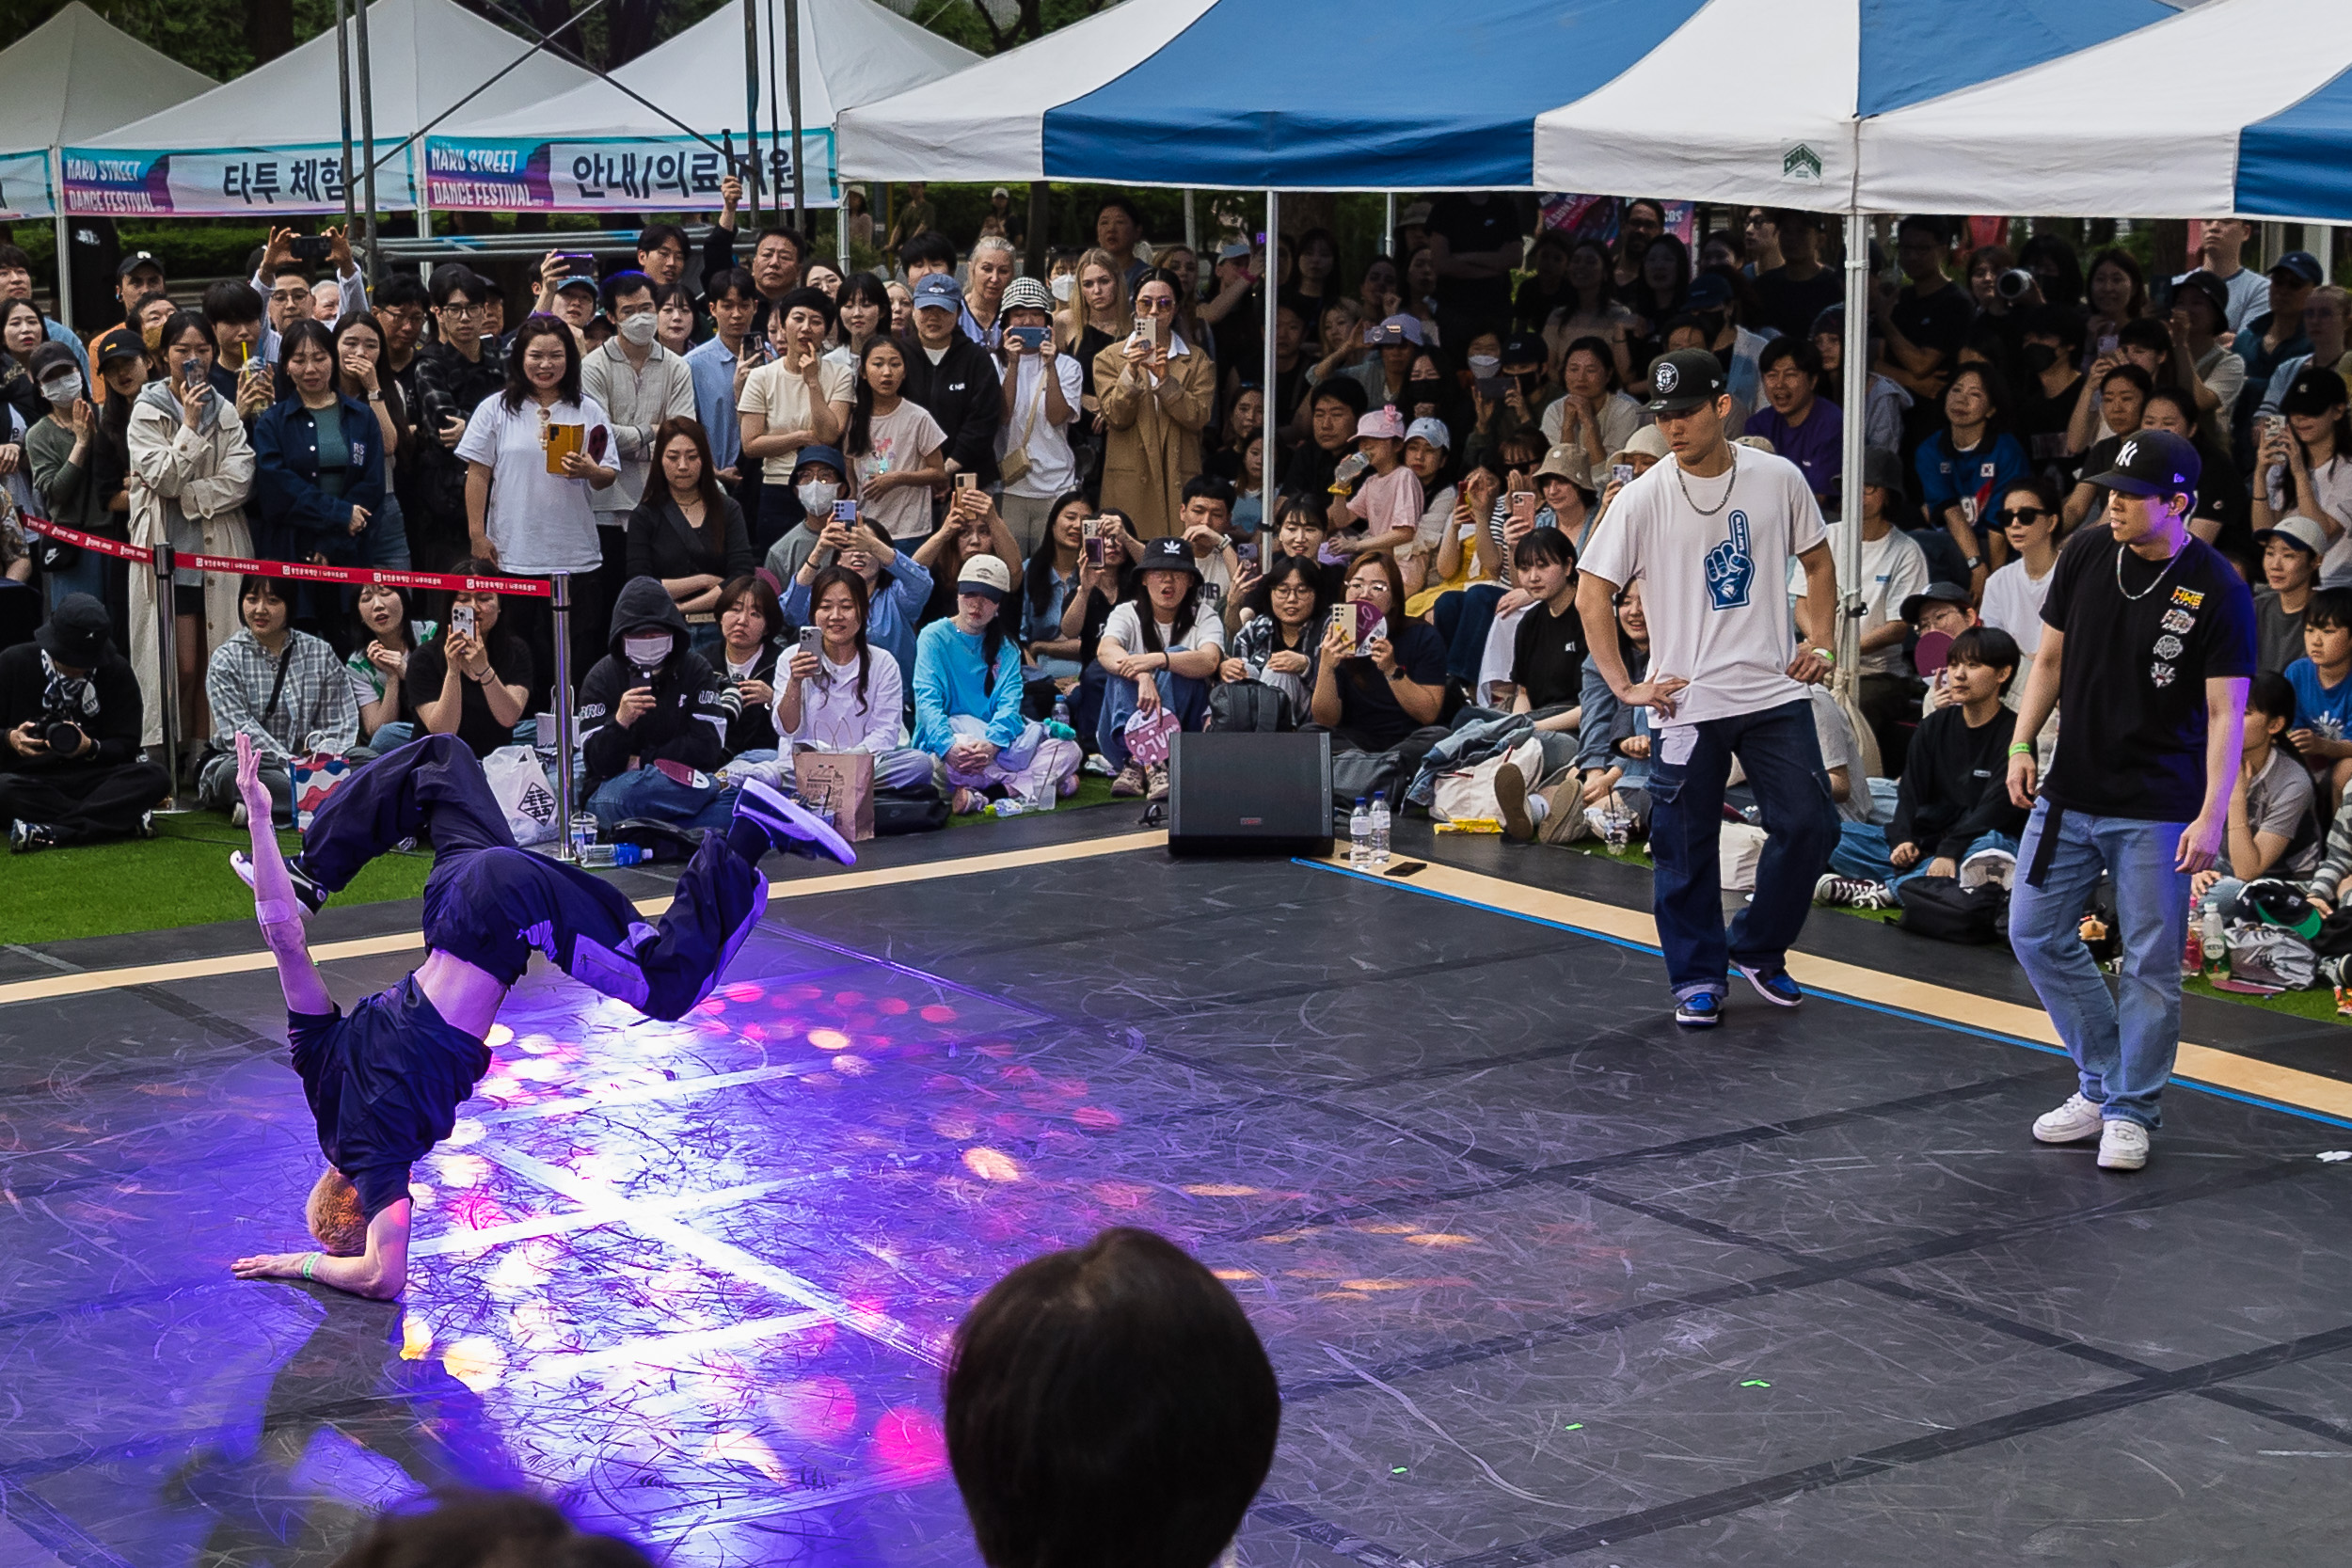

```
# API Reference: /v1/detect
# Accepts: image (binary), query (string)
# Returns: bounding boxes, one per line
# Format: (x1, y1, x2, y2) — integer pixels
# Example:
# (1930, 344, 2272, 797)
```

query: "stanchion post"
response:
(548, 571, 579, 863)
(151, 542, 183, 805)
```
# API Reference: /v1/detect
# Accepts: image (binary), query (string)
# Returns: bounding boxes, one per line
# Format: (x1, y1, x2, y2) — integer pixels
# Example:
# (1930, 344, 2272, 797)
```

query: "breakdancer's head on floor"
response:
(306, 1167, 369, 1256)
(946, 1227, 1279, 1568)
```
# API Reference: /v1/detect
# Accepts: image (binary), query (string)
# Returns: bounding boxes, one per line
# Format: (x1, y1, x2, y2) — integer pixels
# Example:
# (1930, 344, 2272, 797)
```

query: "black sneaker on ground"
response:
(734, 780, 856, 866)
(229, 850, 330, 913)
(10, 819, 56, 854)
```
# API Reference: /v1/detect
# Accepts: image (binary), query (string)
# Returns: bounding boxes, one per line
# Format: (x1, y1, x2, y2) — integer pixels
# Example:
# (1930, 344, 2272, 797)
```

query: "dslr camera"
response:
(1995, 268, 2038, 302)
(43, 719, 85, 755)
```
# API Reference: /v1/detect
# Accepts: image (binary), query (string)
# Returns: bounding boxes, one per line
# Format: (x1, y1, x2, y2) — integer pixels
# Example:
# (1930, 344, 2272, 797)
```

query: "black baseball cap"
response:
(2172, 269, 2230, 323)
(1645, 348, 1728, 414)
(1502, 332, 1547, 369)
(1137, 535, 1200, 578)
(36, 593, 112, 666)
(1899, 581, 1974, 624)
(2086, 428, 2201, 499)
(115, 250, 163, 279)
(2270, 250, 2324, 288)
(2280, 366, 2349, 419)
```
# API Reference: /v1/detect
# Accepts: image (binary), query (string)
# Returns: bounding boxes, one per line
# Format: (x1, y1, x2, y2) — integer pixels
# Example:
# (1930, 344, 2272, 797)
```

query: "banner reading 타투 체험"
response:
(60, 142, 417, 215)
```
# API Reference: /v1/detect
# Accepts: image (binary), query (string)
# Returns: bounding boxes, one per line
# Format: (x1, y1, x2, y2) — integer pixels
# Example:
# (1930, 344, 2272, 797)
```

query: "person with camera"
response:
(247, 227, 369, 364)
(995, 277, 1083, 556)
(408, 266, 505, 568)
(0, 594, 168, 852)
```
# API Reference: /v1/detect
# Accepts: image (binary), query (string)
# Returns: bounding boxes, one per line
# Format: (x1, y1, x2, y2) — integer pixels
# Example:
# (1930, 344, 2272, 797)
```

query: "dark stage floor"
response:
(8, 835, 2352, 1566)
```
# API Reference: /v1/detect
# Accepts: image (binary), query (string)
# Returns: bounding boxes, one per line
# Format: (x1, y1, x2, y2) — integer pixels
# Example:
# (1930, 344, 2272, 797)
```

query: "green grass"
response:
(944, 773, 1121, 827)
(0, 811, 432, 945)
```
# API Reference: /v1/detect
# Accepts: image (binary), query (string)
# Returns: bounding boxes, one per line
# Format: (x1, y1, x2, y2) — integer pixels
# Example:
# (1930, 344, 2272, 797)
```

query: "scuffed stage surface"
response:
(7, 847, 2352, 1566)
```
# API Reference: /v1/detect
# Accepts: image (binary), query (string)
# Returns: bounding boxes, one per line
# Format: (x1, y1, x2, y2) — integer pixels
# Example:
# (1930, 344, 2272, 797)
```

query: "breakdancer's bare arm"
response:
(234, 733, 332, 1017)
(233, 1199, 410, 1300)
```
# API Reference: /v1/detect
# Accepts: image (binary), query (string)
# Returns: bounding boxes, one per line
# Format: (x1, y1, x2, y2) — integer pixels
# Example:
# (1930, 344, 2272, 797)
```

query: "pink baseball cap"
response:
(1356, 405, 1406, 442)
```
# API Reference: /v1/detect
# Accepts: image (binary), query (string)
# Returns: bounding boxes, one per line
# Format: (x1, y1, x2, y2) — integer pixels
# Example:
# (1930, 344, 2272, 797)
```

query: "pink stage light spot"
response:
(832, 990, 866, 1007)
(721, 982, 763, 1003)
(999, 1063, 1040, 1086)
(870, 1407, 946, 1478)
(962, 1147, 1022, 1183)
(919, 1004, 957, 1023)
(766, 1376, 858, 1442)
(877, 997, 911, 1015)
(807, 1029, 853, 1053)
(1072, 1106, 1123, 1130)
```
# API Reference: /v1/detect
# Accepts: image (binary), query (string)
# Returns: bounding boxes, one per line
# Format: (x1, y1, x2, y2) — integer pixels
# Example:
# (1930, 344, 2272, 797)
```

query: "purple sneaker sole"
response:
(736, 780, 856, 866)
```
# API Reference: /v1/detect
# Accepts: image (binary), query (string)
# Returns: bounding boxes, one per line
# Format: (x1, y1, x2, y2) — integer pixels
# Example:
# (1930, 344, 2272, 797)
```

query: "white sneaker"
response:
(230, 801, 248, 828)
(2097, 1119, 2150, 1171)
(2032, 1092, 2105, 1145)
(1960, 847, 2016, 891)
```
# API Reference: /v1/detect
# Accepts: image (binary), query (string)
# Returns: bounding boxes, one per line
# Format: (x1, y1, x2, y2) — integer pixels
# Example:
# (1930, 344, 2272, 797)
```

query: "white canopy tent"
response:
(429, 0, 973, 221)
(61, 0, 595, 217)
(0, 2, 214, 219)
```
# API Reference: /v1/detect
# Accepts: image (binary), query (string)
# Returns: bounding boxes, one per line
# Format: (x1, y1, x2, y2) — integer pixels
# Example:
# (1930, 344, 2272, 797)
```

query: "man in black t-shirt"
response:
(1875, 216, 1972, 422)
(2006, 431, 2255, 1174)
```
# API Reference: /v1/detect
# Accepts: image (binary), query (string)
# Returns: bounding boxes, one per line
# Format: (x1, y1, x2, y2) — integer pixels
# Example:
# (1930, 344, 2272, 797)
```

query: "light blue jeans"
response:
(587, 765, 739, 833)
(2008, 799, 2191, 1130)
(1829, 823, 2019, 895)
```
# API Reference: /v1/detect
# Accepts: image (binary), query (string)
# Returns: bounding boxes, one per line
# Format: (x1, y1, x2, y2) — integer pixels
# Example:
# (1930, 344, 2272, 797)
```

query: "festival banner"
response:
(59, 142, 417, 216)
(422, 130, 837, 214)
(0, 150, 54, 219)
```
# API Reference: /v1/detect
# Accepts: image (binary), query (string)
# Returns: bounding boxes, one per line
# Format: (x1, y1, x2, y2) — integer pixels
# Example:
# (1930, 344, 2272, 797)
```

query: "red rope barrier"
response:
(20, 516, 554, 597)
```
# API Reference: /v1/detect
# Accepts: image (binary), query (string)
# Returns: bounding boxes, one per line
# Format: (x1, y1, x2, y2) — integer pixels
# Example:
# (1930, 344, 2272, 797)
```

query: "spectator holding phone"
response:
(578, 575, 739, 832)
(785, 511, 933, 681)
(22, 341, 120, 611)
(1097, 536, 1224, 799)
(2249, 368, 2352, 585)
(914, 555, 1081, 814)
(127, 309, 255, 752)
(995, 277, 1083, 555)
(1097, 271, 1213, 539)
(760, 445, 849, 587)
(771, 564, 936, 798)
(625, 416, 756, 652)
(738, 285, 851, 549)
(1311, 550, 1449, 774)
(405, 568, 532, 759)
(250, 319, 385, 570)
(914, 484, 1024, 627)
(1057, 508, 1143, 750)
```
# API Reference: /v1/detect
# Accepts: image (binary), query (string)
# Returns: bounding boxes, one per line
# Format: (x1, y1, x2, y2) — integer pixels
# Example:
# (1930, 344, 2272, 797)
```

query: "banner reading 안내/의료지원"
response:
(58, 143, 418, 216)
(0, 150, 54, 219)
(422, 131, 837, 213)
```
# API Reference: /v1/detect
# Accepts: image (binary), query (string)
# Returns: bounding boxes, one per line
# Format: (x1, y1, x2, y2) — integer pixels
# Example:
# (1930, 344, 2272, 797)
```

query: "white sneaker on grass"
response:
(2097, 1119, 2150, 1171)
(2032, 1092, 2105, 1145)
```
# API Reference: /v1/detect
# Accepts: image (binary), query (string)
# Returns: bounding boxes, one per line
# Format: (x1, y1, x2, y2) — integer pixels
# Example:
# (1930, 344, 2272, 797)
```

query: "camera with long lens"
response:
(43, 720, 85, 755)
(1995, 268, 2038, 302)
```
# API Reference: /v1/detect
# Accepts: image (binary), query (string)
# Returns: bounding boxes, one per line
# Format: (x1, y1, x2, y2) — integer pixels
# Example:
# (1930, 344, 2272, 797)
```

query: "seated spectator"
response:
(249, 319, 385, 567)
(1503, 527, 1585, 723)
(914, 555, 1081, 814)
(2194, 671, 2321, 920)
(2254, 515, 2325, 674)
(1098, 536, 1225, 800)
(1503, 578, 1652, 844)
(1221, 553, 1327, 715)
(579, 576, 736, 833)
(914, 488, 1025, 628)
(759, 445, 850, 586)
(344, 582, 435, 751)
(843, 334, 948, 544)
(624, 416, 756, 652)
(1395, 416, 1460, 596)
(198, 576, 361, 823)
(1432, 468, 1538, 685)
(1818, 626, 2027, 908)
(994, 276, 1084, 554)
(321, 1488, 653, 1567)
(1311, 551, 1448, 773)
(1977, 479, 2062, 666)
(771, 564, 938, 800)
(1835, 448, 1933, 768)
(1173, 474, 1244, 626)
(2249, 367, 2352, 586)
(945, 1227, 1278, 1568)
(1020, 491, 1092, 686)
(1589, 421, 1672, 529)
(0, 594, 169, 852)
(405, 566, 532, 760)
(1056, 508, 1142, 752)
(1811, 304, 1913, 460)
(712, 574, 786, 761)
(1266, 490, 1344, 603)
(1326, 405, 1422, 557)
(2287, 585, 2352, 810)
(2060, 361, 2153, 531)
(1539, 335, 1645, 489)
(1915, 361, 2027, 594)
(1096, 270, 1213, 537)
(783, 511, 934, 682)
(1745, 336, 1840, 503)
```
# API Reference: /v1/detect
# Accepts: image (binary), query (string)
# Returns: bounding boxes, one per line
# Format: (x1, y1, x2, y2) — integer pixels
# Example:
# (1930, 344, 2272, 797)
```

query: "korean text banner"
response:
(59, 142, 416, 215)
(423, 131, 836, 213)
(0, 151, 53, 219)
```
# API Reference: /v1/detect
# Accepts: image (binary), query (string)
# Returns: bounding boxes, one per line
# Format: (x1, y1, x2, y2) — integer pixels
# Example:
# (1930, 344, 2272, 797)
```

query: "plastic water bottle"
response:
(2202, 902, 2228, 981)
(1047, 691, 1075, 741)
(1348, 798, 1371, 869)
(1369, 791, 1391, 867)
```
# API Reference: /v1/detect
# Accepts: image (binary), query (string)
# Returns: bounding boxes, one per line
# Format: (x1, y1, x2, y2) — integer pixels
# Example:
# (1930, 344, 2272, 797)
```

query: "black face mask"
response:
(2023, 342, 2059, 373)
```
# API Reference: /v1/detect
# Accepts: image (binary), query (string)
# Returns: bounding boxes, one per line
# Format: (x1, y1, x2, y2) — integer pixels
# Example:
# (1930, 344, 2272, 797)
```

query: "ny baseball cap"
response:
(1404, 416, 1452, 451)
(957, 553, 1012, 601)
(1138, 535, 1202, 578)
(912, 273, 964, 311)
(999, 276, 1054, 314)
(2280, 366, 2348, 419)
(1645, 348, 1728, 414)
(2087, 428, 2201, 499)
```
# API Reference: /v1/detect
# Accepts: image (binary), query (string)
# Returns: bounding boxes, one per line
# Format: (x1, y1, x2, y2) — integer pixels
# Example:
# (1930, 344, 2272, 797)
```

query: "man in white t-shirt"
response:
(2174, 220, 2270, 337)
(1579, 349, 1839, 1029)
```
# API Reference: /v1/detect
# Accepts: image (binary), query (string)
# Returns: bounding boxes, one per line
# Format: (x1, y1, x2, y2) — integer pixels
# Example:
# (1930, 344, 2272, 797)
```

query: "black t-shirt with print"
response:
(2040, 525, 2256, 821)
(1511, 599, 1587, 711)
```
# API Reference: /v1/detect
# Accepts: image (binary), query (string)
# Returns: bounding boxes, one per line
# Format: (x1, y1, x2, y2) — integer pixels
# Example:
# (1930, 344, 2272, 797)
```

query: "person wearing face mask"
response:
(577, 575, 743, 836)
(761, 445, 850, 587)
(582, 271, 700, 615)
(22, 344, 113, 607)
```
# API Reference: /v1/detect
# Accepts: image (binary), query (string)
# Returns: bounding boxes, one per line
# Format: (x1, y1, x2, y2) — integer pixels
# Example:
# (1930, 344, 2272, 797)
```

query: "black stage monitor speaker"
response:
(1167, 731, 1334, 857)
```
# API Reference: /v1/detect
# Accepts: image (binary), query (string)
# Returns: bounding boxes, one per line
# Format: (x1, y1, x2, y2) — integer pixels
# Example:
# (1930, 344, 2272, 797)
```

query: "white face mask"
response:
(798, 480, 840, 515)
(617, 311, 660, 347)
(622, 632, 672, 668)
(40, 375, 78, 407)
(1049, 274, 1074, 302)
(1468, 354, 1501, 376)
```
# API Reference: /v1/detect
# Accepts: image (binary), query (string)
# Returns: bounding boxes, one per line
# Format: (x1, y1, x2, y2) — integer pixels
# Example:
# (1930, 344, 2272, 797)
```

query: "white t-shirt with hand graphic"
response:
(1578, 445, 1827, 730)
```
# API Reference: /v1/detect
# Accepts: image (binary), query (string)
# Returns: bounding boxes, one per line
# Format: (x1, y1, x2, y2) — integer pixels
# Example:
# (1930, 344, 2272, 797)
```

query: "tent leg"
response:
(355, 0, 381, 285)
(334, 0, 358, 239)
(1261, 190, 1279, 567)
(1184, 189, 1196, 251)
(1384, 191, 1396, 253)
(49, 148, 72, 331)
(1836, 209, 1869, 697)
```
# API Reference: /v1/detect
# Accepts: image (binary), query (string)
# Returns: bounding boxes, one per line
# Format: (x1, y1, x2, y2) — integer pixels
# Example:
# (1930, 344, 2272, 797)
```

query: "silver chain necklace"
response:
(2114, 535, 2185, 601)
(1674, 446, 1739, 516)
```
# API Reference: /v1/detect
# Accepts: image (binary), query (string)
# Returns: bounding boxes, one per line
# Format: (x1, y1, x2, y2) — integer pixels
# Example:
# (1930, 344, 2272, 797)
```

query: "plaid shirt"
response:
(206, 626, 359, 760)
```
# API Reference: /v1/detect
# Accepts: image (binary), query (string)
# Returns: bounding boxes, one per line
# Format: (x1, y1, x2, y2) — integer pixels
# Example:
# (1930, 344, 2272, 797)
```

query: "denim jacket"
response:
(250, 392, 385, 563)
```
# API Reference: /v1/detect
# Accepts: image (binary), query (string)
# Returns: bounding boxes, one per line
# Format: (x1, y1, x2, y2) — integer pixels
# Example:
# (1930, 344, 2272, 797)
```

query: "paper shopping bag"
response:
(795, 750, 876, 842)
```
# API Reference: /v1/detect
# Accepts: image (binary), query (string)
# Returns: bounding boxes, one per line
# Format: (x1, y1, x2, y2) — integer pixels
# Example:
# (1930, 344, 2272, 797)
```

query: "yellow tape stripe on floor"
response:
(0, 831, 1167, 1008)
(1339, 856, 2352, 1126)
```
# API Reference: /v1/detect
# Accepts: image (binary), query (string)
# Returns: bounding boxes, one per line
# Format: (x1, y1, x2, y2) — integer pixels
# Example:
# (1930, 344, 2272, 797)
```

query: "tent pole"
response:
(1836, 208, 1867, 696)
(784, 0, 804, 222)
(335, 0, 358, 241)
(1261, 189, 1279, 566)
(416, 202, 432, 283)
(1384, 191, 1395, 253)
(49, 149, 72, 332)
(1184, 190, 1195, 251)
(740, 0, 761, 226)
(355, 0, 381, 285)
(765, 0, 783, 224)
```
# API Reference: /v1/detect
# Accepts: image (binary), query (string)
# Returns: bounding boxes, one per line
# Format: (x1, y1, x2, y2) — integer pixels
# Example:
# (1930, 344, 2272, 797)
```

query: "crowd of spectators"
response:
(2, 203, 2346, 888)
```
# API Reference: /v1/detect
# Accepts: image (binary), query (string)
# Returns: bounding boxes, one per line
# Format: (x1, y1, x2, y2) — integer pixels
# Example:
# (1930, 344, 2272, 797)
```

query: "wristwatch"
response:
(1963, 554, 1983, 570)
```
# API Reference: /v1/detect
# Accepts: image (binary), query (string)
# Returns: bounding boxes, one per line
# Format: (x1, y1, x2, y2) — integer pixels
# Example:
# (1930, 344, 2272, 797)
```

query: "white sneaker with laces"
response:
(2097, 1119, 2150, 1171)
(2032, 1092, 2105, 1145)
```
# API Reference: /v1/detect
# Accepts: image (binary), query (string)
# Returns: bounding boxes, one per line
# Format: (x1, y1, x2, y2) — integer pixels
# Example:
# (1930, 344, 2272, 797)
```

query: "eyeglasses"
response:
(1994, 506, 2053, 526)
(438, 302, 482, 317)
(1136, 296, 1175, 313)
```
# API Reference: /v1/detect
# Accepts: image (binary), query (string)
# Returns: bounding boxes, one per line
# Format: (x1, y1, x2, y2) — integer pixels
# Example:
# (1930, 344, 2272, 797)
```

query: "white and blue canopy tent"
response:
(836, 0, 2195, 674)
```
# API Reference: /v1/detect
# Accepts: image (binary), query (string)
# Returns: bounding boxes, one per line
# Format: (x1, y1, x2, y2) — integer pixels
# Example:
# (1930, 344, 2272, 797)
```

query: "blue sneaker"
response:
(1674, 990, 1723, 1029)
(735, 780, 856, 866)
(1734, 964, 1804, 1007)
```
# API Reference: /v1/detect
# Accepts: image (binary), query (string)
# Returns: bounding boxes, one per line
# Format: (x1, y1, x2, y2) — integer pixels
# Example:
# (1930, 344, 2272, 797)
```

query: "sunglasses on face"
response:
(1995, 506, 2053, 527)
